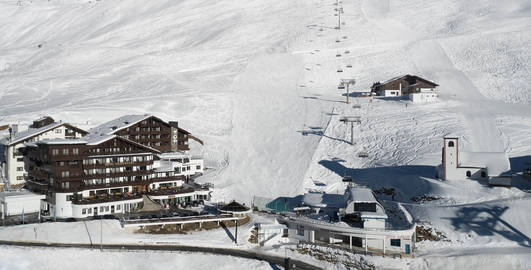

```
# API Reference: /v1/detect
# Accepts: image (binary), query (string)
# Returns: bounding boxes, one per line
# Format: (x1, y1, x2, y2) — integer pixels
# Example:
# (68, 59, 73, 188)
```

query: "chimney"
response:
(169, 121, 178, 128)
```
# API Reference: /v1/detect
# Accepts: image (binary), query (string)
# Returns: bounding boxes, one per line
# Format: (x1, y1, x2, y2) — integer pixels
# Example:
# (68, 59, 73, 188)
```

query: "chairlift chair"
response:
(337, 68, 343, 73)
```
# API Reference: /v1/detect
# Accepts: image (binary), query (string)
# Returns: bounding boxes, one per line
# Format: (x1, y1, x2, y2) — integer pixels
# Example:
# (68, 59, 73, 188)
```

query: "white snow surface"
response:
(0, 246, 274, 270)
(1, 0, 530, 269)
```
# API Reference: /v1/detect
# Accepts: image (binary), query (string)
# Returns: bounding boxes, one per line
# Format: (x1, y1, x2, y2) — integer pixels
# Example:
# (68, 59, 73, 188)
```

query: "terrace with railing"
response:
(73, 193, 142, 205)
(147, 186, 195, 196)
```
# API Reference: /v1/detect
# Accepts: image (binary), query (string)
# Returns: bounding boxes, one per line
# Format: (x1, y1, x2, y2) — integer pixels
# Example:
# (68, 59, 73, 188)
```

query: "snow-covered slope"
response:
(1, 0, 530, 269)
(1, 0, 530, 201)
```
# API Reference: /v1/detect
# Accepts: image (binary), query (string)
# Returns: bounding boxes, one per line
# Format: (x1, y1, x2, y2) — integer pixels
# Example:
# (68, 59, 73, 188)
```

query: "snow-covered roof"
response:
(157, 152, 189, 160)
(33, 133, 115, 146)
(33, 133, 161, 153)
(443, 133, 460, 139)
(154, 160, 175, 172)
(347, 187, 378, 203)
(343, 187, 388, 219)
(0, 190, 45, 200)
(303, 192, 347, 208)
(0, 122, 78, 146)
(460, 151, 511, 176)
(382, 74, 408, 84)
(89, 114, 153, 136)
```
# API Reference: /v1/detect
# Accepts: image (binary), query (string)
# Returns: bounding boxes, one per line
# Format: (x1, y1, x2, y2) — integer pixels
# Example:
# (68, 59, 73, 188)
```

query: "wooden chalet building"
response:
(21, 115, 208, 219)
(89, 114, 203, 152)
(370, 74, 439, 97)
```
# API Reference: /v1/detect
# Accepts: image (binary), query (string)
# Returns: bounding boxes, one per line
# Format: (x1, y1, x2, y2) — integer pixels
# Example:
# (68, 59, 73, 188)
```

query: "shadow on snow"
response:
(446, 205, 531, 247)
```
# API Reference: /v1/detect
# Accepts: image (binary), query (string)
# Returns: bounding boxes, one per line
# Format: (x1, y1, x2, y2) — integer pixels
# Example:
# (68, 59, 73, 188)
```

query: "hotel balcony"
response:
(147, 186, 195, 197)
(73, 193, 142, 205)
(83, 160, 152, 169)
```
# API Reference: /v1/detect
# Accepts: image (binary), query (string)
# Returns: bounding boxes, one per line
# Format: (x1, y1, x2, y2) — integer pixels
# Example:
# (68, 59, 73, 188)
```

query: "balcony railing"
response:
(73, 193, 142, 205)
(82, 170, 154, 180)
(151, 175, 185, 182)
(83, 160, 152, 169)
(147, 187, 195, 196)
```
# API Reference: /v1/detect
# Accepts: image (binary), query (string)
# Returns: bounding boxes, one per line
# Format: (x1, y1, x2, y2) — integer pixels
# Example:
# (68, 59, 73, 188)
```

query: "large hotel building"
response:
(19, 115, 208, 219)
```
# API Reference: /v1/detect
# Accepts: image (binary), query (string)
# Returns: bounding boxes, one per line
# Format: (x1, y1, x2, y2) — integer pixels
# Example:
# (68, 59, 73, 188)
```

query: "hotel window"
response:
(448, 141, 454, 147)
(100, 206, 104, 212)
(63, 148, 69, 155)
(55, 129, 62, 133)
(62, 182, 70, 189)
(72, 148, 79, 155)
(297, 225, 304, 236)
(16, 176, 23, 180)
(105, 206, 110, 212)
(82, 208, 87, 215)
(61, 171, 70, 178)
(17, 167, 23, 171)
(88, 208, 92, 214)
(117, 205, 121, 211)
(52, 149, 59, 155)
(196, 165, 201, 170)
(390, 239, 401, 247)
(16, 158, 23, 162)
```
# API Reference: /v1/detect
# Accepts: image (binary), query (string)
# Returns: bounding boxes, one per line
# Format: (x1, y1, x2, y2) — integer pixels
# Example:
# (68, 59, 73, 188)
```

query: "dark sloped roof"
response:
(220, 201, 250, 212)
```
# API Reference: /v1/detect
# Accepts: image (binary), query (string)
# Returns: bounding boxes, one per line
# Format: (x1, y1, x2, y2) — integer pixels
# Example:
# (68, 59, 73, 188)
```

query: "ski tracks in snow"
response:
(407, 39, 506, 152)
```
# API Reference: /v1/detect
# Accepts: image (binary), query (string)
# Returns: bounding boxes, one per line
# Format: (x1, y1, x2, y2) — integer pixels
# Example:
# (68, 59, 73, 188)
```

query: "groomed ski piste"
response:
(0, 0, 530, 269)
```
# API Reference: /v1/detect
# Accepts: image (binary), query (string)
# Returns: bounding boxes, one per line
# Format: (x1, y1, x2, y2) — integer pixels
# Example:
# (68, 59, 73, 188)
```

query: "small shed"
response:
(256, 222, 288, 245)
